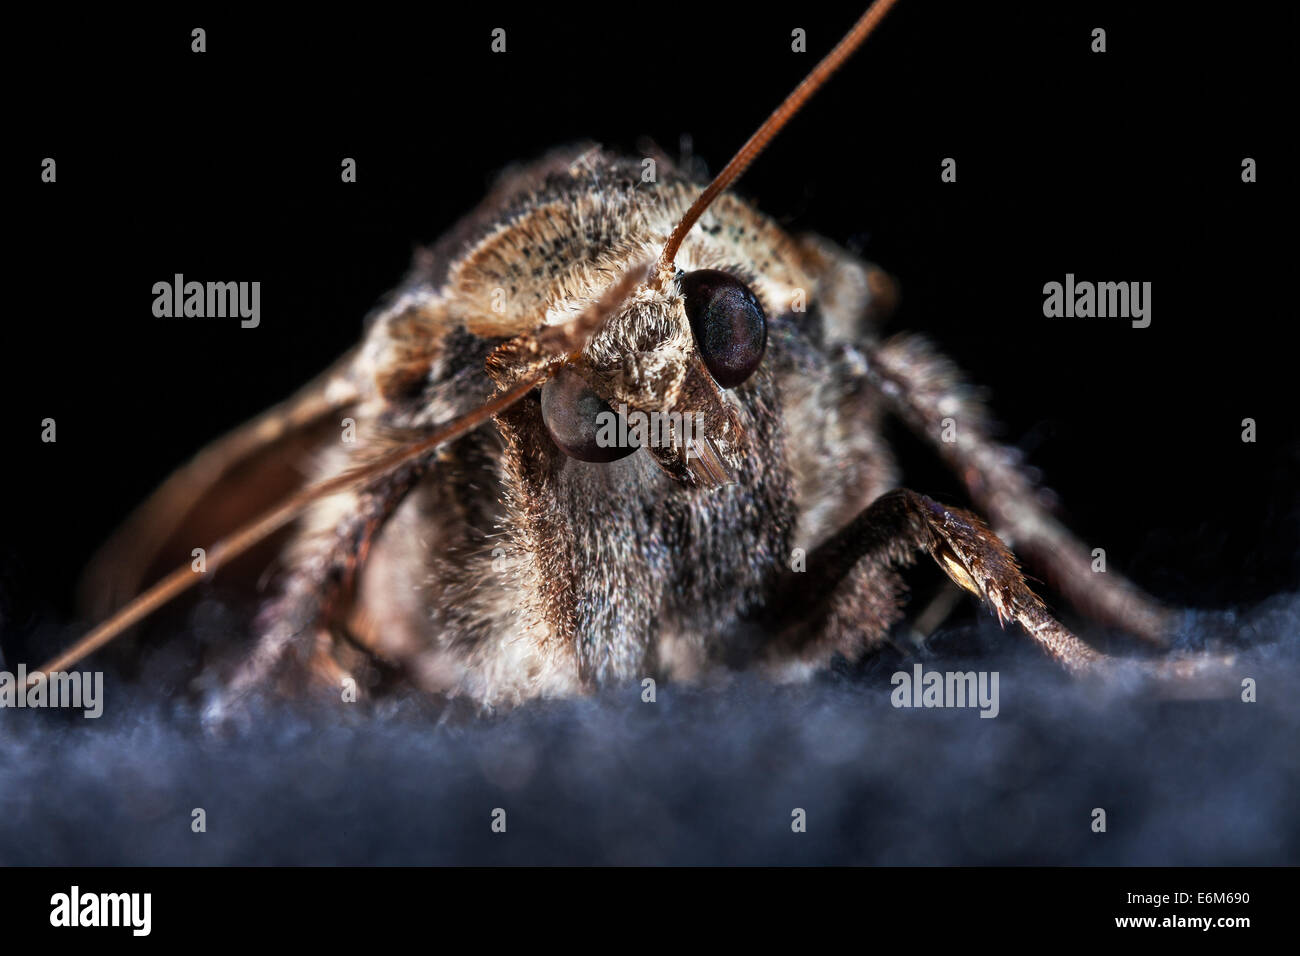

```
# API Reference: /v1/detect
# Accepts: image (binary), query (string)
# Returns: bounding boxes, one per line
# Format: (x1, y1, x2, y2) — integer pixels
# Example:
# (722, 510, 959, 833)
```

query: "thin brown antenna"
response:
(28, 261, 651, 687)
(655, 0, 901, 281)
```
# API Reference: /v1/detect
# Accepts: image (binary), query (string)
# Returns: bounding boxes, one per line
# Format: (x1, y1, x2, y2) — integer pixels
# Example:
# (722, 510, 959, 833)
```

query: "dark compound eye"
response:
(678, 269, 767, 388)
(540, 366, 639, 463)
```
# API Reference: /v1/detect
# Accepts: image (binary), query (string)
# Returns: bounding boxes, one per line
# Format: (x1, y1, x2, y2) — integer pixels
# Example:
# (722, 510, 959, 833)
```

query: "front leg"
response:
(201, 459, 427, 724)
(863, 335, 1173, 646)
(770, 489, 1102, 673)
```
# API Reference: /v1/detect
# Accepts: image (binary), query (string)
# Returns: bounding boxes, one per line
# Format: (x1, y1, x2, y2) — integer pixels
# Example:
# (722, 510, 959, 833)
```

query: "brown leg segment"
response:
(863, 335, 1172, 646)
(800, 489, 1103, 671)
(202, 462, 427, 724)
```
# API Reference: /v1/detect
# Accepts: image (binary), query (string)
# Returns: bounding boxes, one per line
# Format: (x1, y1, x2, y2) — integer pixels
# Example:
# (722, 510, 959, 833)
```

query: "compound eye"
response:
(540, 366, 638, 463)
(678, 269, 767, 388)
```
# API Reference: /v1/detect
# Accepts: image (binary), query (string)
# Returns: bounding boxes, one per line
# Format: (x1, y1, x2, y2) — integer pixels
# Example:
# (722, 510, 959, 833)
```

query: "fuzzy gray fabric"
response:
(1, 593, 1297, 866)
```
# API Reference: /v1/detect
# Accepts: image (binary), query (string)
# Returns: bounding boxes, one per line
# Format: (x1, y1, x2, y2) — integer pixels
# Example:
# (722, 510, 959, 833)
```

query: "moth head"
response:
(536, 263, 771, 487)
(484, 0, 902, 487)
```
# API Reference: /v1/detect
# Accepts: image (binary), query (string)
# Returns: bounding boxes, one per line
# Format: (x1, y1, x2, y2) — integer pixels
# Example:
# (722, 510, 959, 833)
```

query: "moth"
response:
(36, 0, 1223, 716)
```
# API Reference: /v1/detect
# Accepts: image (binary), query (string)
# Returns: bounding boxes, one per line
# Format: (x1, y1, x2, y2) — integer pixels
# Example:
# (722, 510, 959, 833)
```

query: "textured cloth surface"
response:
(1, 594, 1296, 866)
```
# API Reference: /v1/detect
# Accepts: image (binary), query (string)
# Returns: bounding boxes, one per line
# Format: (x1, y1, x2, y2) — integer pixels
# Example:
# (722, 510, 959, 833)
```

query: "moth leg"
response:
(203, 461, 427, 722)
(773, 489, 1102, 673)
(861, 334, 1172, 646)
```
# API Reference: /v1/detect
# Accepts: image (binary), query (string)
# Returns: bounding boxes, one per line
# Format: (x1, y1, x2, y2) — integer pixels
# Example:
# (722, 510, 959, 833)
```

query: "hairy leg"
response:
(860, 334, 1172, 646)
(202, 462, 426, 723)
(768, 488, 1102, 672)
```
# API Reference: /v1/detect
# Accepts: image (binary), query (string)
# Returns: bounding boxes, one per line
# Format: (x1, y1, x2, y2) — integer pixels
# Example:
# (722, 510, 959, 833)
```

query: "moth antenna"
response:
(29, 261, 651, 687)
(654, 0, 900, 282)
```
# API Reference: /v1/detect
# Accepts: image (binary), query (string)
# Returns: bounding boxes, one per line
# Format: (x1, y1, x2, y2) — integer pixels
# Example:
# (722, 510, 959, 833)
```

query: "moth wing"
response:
(79, 349, 363, 621)
(78, 143, 609, 625)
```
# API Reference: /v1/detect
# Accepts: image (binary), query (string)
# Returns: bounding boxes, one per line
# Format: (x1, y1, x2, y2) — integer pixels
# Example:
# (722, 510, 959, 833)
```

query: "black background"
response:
(5, 0, 1296, 651)
(2, 1, 1298, 878)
